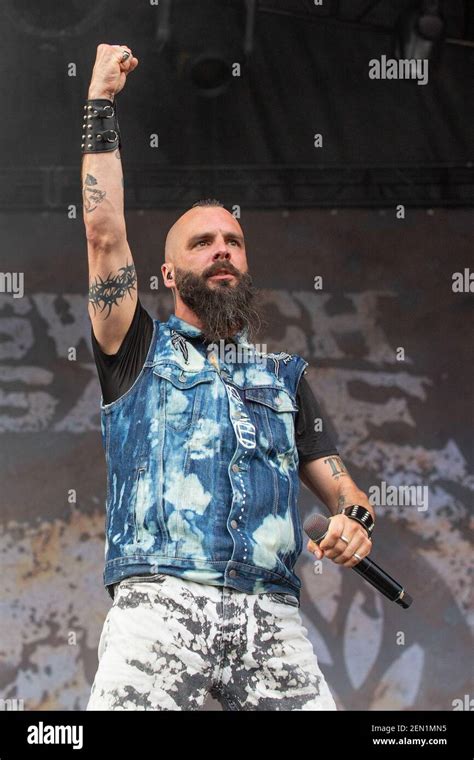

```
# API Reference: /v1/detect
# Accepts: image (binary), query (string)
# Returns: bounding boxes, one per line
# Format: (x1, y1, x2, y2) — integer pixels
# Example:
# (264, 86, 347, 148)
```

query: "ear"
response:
(161, 263, 174, 288)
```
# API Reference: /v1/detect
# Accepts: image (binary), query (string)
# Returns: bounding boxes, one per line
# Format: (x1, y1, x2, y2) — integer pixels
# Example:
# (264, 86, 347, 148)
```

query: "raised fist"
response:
(88, 43, 139, 101)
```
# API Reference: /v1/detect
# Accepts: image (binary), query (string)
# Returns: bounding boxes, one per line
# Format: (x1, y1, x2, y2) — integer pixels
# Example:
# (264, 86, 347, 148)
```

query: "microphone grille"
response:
(303, 513, 330, 543)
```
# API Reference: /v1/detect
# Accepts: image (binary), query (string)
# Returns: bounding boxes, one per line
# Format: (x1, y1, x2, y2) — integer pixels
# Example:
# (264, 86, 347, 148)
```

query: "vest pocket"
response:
(153, 365, 214, 433)
(132, 465, 149, 542)
(244, 386, 298, 453)
(129, 462, 167, 545)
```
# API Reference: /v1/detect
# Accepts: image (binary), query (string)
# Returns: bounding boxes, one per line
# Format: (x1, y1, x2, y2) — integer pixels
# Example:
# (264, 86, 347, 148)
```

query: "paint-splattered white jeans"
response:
(86, 573, 337, 711)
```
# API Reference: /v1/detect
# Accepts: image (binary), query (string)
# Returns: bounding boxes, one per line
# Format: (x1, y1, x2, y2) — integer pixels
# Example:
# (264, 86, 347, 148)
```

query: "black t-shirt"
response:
(91, 299, 339, 464)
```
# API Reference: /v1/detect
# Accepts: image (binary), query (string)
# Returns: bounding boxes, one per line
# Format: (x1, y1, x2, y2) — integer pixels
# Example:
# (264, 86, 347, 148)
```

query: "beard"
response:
(173, 262, 264, 344)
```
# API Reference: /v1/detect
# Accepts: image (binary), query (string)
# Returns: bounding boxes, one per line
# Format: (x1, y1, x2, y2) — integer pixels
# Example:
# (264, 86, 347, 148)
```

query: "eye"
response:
(196, 240, 208, 247)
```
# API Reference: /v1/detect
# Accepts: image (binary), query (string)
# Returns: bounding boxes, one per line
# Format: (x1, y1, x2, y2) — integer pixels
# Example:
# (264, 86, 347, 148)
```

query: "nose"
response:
(210, 233, 233, 260)
(212, 249, 231, 261)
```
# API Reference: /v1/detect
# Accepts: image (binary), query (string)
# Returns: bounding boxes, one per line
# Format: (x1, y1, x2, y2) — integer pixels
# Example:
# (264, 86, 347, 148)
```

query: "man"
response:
(82, 44, 375, 711)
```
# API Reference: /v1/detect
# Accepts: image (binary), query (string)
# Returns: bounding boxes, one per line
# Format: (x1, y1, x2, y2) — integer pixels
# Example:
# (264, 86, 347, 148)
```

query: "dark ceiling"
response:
(0, 0, 473, 208)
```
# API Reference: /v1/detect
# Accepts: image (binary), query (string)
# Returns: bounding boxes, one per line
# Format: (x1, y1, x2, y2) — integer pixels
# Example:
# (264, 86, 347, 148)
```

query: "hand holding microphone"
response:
(304, 513, 413, 609)
(306, 511, 373, 567)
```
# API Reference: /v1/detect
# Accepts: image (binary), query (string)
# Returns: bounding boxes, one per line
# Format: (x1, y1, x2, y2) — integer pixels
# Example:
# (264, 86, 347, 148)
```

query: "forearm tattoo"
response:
(83, 173, 106, 213)
(337, 494, 347, 509)
(323, 455, 348, 479)
(88, 261, 137, 318)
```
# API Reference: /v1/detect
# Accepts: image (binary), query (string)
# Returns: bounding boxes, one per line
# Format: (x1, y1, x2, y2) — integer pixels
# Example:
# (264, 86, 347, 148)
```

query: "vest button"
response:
(231, 464, 240, 472)
(230, 520, 238, 529)
(229, 569, 237, 578)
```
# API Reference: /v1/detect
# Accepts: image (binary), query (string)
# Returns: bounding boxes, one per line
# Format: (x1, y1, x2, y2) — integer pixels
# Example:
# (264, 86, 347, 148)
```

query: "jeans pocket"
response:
(113, 573, 168, 602)
(268, 591, 299, 608)
(120, 573, 167, 585)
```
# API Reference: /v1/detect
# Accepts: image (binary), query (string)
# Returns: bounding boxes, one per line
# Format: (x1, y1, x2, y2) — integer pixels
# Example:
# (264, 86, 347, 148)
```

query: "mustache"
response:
(204, 262, 241, 279)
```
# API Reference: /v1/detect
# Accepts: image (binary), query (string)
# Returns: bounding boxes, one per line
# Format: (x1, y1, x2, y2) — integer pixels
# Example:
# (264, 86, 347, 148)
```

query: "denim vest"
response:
(100, 314, 308, 603)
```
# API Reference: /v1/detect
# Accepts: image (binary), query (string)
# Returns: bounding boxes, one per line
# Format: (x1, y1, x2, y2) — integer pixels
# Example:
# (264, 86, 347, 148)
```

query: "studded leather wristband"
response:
(81, 98, 121, 154)
(339, 504, 374, 539)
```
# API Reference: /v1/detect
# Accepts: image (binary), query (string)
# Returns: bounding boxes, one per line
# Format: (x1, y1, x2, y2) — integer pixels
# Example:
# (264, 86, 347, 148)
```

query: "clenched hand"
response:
(307, 514, 372, 568)
(88, 43, 139, 101)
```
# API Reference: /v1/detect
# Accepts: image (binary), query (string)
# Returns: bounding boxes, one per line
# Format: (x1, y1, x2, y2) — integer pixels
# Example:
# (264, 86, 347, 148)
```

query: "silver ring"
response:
(353, 552, 362, 561)
(340, 534, 350, 544)
(121, 50, 131, 62)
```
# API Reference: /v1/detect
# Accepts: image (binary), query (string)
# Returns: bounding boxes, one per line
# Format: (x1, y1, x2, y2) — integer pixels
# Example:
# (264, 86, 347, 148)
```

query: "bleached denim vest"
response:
(100, 314, 308, 603)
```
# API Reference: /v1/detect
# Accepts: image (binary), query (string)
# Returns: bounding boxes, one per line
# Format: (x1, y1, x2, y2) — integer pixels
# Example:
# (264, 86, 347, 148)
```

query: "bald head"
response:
(164, 205, 245, 268)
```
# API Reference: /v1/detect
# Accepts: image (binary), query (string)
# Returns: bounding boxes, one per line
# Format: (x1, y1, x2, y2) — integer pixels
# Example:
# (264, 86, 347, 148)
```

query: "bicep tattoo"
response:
(83, 173, 106, 213)
(323, 455, 348, 480)
(88, 261, 137, 319)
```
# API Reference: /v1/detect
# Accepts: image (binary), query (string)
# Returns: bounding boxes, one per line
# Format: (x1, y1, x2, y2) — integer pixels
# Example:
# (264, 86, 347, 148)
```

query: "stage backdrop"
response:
(0, 207, 472, 711)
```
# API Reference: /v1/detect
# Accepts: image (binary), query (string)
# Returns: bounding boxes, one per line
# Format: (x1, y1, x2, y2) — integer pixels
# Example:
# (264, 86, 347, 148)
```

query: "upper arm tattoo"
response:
(323, 455, 348, 479)
(83, 173, 106, 213)
(88, 261, 137, 318)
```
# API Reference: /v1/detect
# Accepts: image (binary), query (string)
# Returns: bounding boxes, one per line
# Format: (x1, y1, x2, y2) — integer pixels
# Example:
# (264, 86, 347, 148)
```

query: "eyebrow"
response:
(187, 231, 244, 247)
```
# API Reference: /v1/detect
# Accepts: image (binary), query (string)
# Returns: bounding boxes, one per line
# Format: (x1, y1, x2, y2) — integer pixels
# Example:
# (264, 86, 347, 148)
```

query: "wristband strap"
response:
(81, 98, 121, 154)
(339, 504, 374, 539)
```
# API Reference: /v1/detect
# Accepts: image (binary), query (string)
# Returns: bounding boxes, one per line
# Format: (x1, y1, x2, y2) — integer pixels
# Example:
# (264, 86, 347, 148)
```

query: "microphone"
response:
(303, 513, 413, 609)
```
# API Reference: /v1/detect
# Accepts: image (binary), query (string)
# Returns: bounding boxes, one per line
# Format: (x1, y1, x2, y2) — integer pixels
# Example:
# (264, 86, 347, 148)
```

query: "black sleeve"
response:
(295, 374, 339, 463)
(90, 298, 154, 405)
